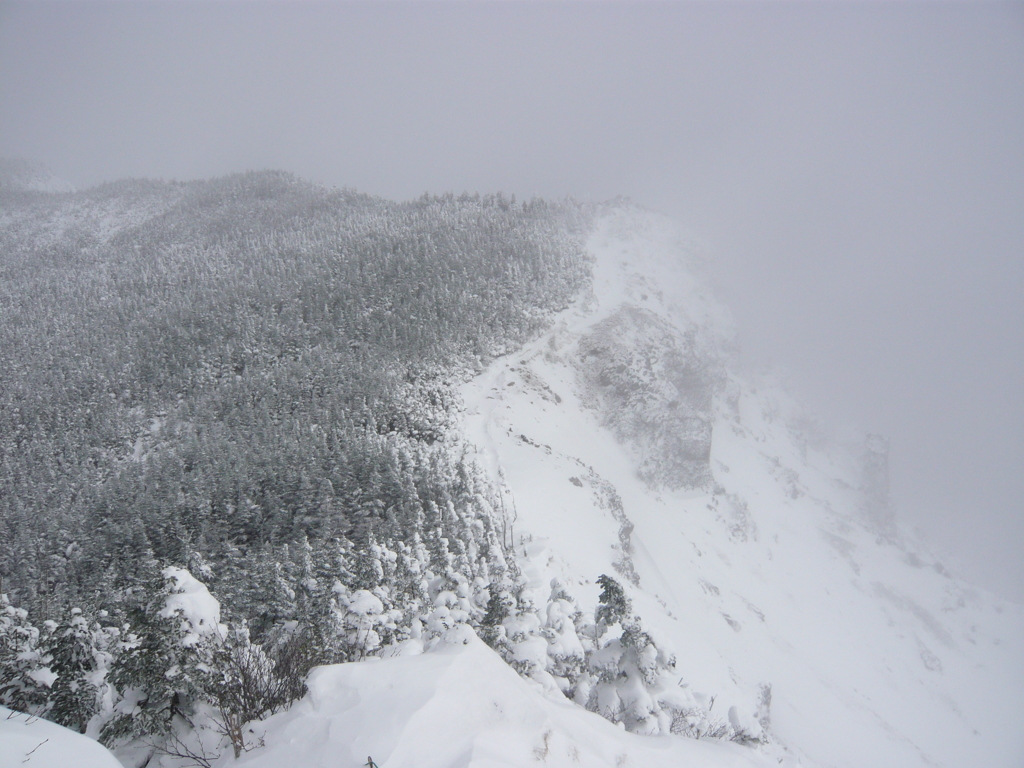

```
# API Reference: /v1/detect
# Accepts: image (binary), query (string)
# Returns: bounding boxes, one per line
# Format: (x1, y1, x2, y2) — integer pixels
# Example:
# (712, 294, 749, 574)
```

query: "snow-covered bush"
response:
(334, 587, 390, 660)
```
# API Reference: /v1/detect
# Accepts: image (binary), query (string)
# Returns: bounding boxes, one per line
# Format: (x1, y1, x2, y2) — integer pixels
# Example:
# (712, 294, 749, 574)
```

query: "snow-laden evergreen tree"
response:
(0, 593, 54, 716)
(572, 575, 686, 735)
(332, 586, 389, 660)
(540, 579, 586, 694)
(46, 607, 101, 733)
(101, 568, 219, 746)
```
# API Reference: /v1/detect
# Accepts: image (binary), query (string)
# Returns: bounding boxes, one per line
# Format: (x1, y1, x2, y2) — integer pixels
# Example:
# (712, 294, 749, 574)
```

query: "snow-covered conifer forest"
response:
(0, 165, 1021, 767)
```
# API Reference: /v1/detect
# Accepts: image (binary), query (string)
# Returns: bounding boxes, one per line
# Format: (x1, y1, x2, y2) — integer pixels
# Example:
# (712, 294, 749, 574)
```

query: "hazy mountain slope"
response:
(0, 159, 76, 194)
(460, 208, 1024, 768)
(0, 172, 588, 619)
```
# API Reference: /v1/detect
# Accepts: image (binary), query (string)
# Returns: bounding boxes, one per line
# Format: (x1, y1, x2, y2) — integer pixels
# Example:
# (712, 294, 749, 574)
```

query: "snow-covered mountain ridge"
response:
(1, 191, 1020, 768)
(175, 206, 1020, 768)
(458, 208, 1024, 767)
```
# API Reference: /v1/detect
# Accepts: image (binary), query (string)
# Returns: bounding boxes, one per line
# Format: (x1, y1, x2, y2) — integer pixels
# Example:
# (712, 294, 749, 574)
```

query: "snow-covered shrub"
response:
(206, 625, 283, 758)
(334, 586, 391, 660)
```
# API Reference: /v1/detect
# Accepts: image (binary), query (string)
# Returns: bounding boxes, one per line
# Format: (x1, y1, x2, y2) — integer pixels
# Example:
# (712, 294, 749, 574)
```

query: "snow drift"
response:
(228, 631, 774, 768)
(0, 706, 121, 768)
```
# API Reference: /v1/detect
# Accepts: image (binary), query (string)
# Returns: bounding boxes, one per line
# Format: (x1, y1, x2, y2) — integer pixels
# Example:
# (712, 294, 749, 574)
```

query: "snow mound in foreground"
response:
(0, 706, 121, 768)
(231, 632, 775, 768)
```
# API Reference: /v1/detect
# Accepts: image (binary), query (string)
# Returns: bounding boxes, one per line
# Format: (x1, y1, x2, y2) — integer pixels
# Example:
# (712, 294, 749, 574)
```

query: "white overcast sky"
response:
(2, 1, 1022, 600)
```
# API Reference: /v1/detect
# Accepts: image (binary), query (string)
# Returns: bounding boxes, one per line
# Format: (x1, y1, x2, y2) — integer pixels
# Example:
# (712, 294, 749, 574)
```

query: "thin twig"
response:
(22, 738, 49, 762)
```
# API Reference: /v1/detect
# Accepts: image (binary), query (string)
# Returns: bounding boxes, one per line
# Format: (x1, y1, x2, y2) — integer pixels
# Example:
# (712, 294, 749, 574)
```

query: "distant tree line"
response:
(0, 171, 589, 612)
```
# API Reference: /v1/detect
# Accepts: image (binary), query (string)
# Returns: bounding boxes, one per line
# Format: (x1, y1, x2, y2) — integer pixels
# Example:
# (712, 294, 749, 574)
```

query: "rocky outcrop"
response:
(576, 305, 716, 490)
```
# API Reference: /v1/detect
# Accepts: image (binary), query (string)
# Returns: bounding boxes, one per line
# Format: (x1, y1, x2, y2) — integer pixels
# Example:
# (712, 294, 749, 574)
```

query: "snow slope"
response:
(226, 632, 774, 768)
(1, 706, 122, 768)
(460, 208, 1024, 768)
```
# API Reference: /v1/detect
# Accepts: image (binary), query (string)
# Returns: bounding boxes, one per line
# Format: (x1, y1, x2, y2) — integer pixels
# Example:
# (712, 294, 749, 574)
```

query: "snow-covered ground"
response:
(1, 706, 121, 768)
(227, 631, 774, 768)
(459, 208, 1024, 768)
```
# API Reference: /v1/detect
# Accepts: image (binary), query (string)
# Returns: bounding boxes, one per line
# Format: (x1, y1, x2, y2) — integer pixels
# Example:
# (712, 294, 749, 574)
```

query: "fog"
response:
(2, 1, 1022, 600)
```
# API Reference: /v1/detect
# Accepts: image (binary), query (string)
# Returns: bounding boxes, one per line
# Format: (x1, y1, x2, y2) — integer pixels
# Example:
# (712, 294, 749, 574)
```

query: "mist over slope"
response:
(460, 208, 1024, 767)
(0, 170, 1020, 768)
